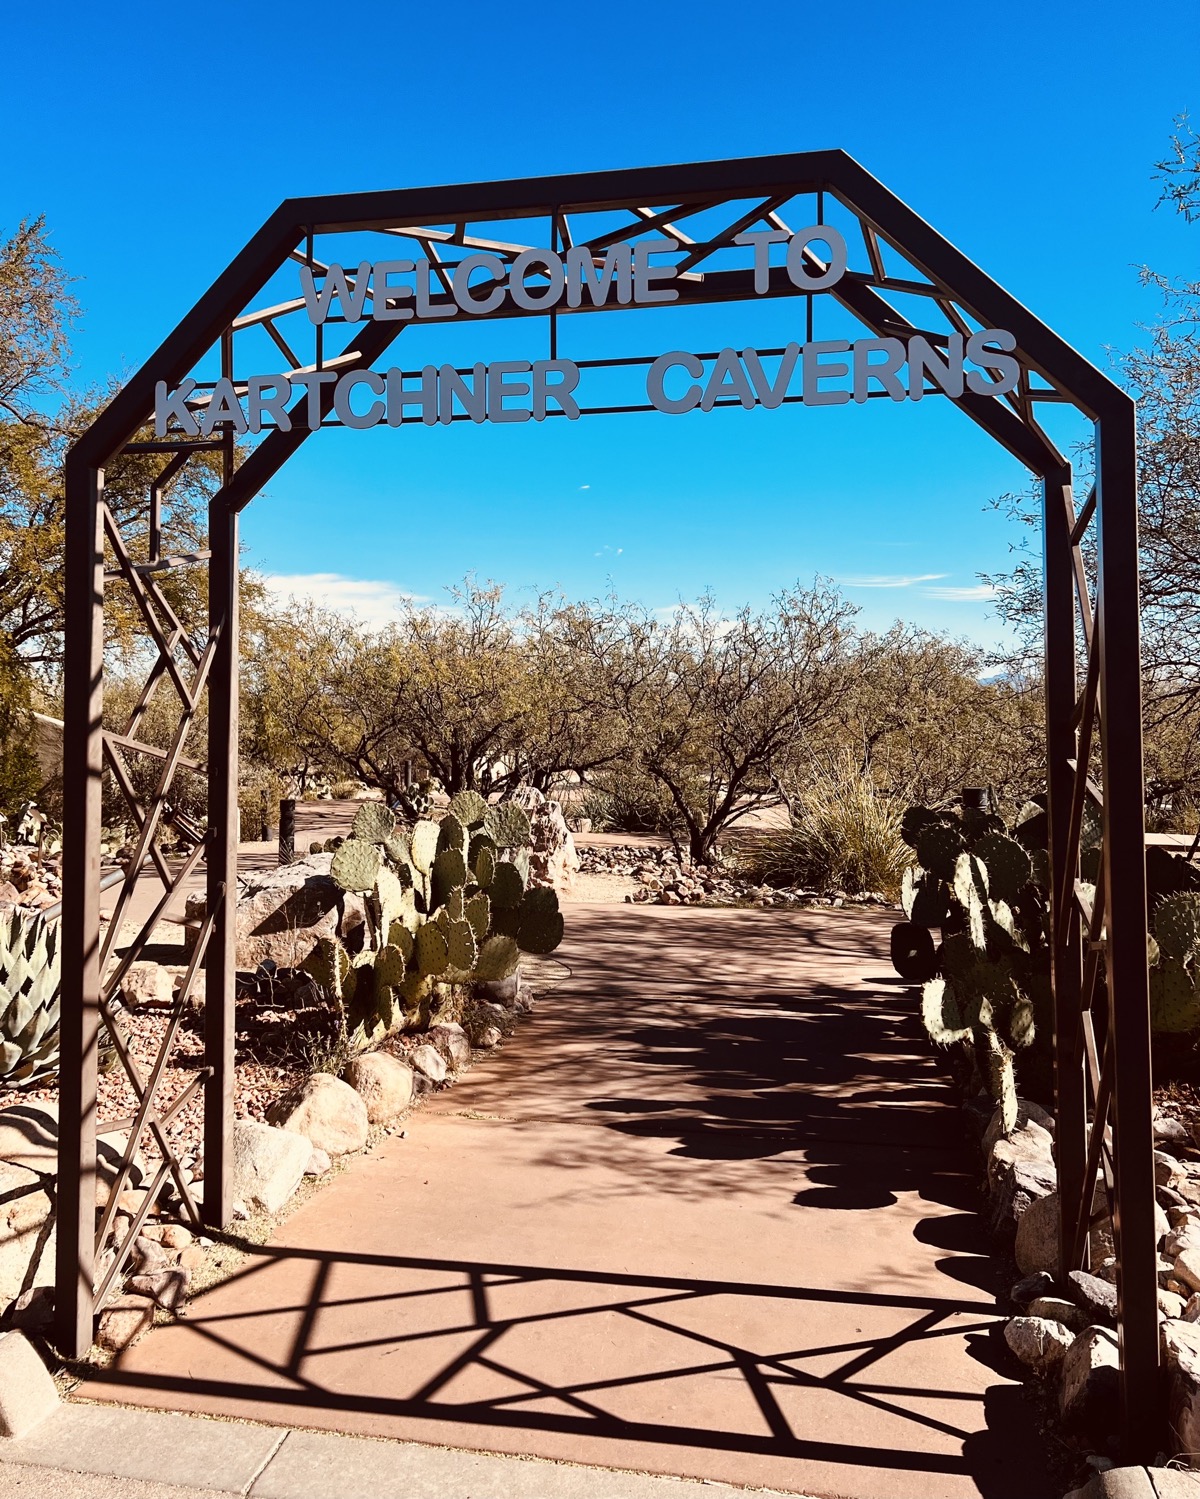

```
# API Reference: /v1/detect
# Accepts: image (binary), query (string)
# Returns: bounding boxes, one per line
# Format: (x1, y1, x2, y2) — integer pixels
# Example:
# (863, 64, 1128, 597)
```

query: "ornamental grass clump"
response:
(751, 756, 910, 898)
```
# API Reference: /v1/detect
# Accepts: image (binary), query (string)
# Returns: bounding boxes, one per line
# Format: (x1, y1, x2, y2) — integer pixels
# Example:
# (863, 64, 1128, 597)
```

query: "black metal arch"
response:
(58, 150, 1153, 1453)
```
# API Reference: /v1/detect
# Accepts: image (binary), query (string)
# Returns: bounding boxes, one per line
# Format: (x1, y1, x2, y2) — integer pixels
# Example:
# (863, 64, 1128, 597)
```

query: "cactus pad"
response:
(473, 843, 497, 888)
(437, 813, 468, 860)
(1007, 996, 1036, 1050)
(432, 847, 467, 906)
(901, 806, 943, 849)
(448, 790, 489, 828)
(387, 922, 415, 961)
(330, 838, 381, 894)
(465, 891, 491, 941)
(446, 888, 466, 922)
(385, 831, 412, 868)
(974, 834, 1032, 903)
(352, 801, 396, 844)
(516, 888, 564, 954)
(916, 821, 967, 880)
(921, 977, 970, 1045)
(1155, 894, 1200, 962)
(489, 861, 525, 910)
(445, 919, 478, 973)
(374, 943, 407, 987)
(1150, 961, 1200, 1032)
(484, 801, 531, 848)
(415, 923, 450, 977)
(410, 819, 440, 873)
(475, 934, 520, 982)
(910, 875, 946, 929)
(953, 852, 988, 908)
(985, 1037, 1018, 1135)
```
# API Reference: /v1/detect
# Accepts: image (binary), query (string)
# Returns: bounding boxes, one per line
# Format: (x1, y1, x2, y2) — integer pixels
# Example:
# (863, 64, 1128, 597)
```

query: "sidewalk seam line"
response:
(244, 1428, 289, 1496)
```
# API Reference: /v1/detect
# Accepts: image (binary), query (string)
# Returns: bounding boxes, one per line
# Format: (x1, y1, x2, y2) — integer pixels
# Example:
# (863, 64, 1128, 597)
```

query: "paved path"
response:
(77, 905, 1051, 1499)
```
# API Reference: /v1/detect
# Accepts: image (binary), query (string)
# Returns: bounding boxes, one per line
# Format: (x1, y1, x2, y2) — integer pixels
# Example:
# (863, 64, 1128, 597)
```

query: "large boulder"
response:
(427, 1022, 470, 1070)
(186, 854, 368, 970)
(268, 1073, 369, 1156)
(0, 1103, 145, 1315)
(511, 786, 579, 896)
(1004, 1315, 1073, 1375)
(230, 1119, 312, 1215)
(987, 1117, 1057, 1233)
(343, 1053, 415, 1123)
(982, 1099, 1056, 1159)
(1060, 1325, 1120, 1434)
(1163, 1318, 1200, 1458)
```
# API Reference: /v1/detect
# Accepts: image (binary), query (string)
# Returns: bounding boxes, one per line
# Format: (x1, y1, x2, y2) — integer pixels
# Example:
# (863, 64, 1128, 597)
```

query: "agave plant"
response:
(0, 908, 62, 1086)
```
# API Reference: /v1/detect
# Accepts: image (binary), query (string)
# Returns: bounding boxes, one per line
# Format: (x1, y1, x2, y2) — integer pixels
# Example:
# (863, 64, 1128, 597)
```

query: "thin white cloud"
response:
(923, 583, 997, 602)
(840, 573, 948, 589)
(262, 572, 422, 627)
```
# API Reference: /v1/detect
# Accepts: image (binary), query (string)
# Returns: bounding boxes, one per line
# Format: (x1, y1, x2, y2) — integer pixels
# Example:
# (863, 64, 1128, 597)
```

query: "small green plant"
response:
(0, 908, 62, 1086)
(302, 794, 563, 1045)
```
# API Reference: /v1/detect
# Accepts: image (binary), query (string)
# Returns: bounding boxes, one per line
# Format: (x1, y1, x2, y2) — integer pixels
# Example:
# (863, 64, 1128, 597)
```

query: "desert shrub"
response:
(748, 756, 910, 897)
(579, 767, 682, 837)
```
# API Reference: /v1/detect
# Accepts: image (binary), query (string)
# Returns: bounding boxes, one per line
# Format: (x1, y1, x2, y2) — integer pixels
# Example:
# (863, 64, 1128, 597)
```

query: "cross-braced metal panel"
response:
(57, 150, 1153, 1455)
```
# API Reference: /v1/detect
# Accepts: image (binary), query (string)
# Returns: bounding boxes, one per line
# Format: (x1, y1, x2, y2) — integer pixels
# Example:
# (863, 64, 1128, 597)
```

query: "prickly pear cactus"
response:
(489, 861, 525, 910)
(515, 887, 564, 955)
(484, 801, 531, 849)
(445, 919, 478, 974)
(352, 801, 396, 844)
(330, 837, 382, 894)
(1155, 894, 1200, 964)
(374, 943, 407, 988)
(410, 819, 440, 874)
(475, 933, 520, 982)
(902, 868, 951, 928)
(437, 813, 468, 860)
(1150, 961, 1200, 1033)
(415, 922, 450, 977)
(448, 790, 489, 829)
(901, 806, 944, 849)
(921, 977, 970, 1046)
(916, 821, 967, 880)
(974, 834, 1032, 904)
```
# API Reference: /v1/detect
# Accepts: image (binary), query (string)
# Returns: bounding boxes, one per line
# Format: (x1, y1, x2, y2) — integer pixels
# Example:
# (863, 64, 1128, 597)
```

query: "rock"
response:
(1029, 1296, 1089, 1332)
(987, 1121, 1057, 1233)
(1015, 1191, 1061, 1275)
(1011, 1271, 1057, 1308)
(267, 1073, 369, 1156)
(0, 1330, 59, 1436)
(1161, 1290, 1187, 1320)
(119, 961, 173, 1009)
(178, 1244, 207, 1272)
(305, 1148, 331, 1176)
(1004, 1315, 1073, 1374)
(1060, 1325, 1120, 1433)
(479, 1026, 502, 1049)
(130, 1235, 167, 1274)
(343, 1053, 415, 1123)
(1162, 1318, 1200, 1457)
(9, 1286, 54, 1330)
(427, 1022, 470, 1070)
(478, 972, 521, 1006)
(127, 1267, 188, 1311)
(1158, 1151, 1185, 1189)
(159, 1224, 193, 1251)
(982, 1100, 1056, 1159)
(1156, 1115, 1191, 1147)
(230, 1119, 312, 1215)
(1176, 1246, 1200, 1294)
(96, 1295, 156, 1353)
(511, 785, 580, 896)
(411, 1044, 447, 1084)
(187, 854, 368, 970)
(1068, 1269, 1119, 1326)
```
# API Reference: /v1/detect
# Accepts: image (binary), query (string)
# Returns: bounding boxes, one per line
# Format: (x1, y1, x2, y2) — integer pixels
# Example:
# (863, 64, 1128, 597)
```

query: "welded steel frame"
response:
(57, 150, 1153, 1454)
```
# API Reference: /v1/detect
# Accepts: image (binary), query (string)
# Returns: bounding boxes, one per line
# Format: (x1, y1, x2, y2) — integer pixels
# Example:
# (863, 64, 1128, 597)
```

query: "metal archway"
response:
(57, 151, 1154, 1453)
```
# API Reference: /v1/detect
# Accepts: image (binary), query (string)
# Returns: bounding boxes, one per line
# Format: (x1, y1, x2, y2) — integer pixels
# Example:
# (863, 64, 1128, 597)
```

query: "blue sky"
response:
(5, 1, 1196, 645)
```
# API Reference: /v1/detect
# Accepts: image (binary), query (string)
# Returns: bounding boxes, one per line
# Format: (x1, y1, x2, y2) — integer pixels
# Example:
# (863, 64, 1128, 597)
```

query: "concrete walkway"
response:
(75, 905, 1051, 1499)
